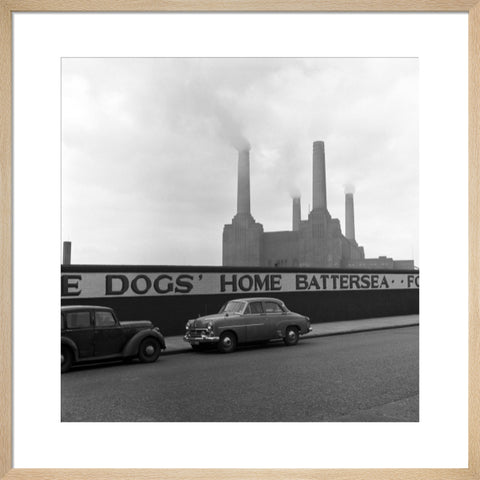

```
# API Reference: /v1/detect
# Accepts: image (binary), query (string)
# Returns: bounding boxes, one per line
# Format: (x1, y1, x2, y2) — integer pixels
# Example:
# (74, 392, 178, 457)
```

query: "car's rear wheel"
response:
(217, 332, 237, 353)
(138, 337, 162, 363)
(284, 326, 299, 346)
(61, 346, 72, 373)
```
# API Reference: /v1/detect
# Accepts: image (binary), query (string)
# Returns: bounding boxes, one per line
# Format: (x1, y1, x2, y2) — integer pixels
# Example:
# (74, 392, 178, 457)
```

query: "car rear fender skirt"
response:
(61, 336, 79, 361)
(122, 330, 165, 358)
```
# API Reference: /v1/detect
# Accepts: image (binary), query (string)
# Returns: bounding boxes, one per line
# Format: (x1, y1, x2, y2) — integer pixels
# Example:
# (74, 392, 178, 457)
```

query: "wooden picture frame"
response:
(0, 1, 477, 479)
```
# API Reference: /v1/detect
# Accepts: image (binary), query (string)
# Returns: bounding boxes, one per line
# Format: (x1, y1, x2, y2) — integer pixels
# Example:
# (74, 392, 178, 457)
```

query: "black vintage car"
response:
(61, 305, 166, 372)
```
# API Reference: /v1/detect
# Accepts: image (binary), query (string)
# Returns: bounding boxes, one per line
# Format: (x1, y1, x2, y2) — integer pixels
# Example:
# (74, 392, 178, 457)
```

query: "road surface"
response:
(62, 326, 419, 422)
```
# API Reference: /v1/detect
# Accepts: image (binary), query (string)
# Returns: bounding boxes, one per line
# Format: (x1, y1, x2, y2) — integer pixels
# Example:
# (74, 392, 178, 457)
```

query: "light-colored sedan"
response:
(184, 297, 311, 353)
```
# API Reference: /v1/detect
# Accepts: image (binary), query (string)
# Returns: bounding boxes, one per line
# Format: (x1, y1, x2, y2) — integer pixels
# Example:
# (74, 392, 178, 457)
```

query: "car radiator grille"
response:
(188, 329, 207, 338)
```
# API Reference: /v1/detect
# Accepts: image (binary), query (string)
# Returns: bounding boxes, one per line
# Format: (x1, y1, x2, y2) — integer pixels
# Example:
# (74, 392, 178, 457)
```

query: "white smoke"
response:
(164, 62, 253, 152)
(213, 110, 250, 151)
(289, 187, 301, 199)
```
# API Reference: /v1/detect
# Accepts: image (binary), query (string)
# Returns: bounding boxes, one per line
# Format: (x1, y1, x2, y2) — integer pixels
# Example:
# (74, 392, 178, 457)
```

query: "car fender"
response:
(122, 330, 165, 358)
(216, 324, 247, 343)
(278, 319, 305, 335)
(61, 336, 79, 361)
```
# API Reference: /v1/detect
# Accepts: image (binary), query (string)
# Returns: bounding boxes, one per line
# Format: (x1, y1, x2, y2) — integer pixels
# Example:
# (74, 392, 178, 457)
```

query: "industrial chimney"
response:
(237, 149, 251, 215)
(63, 241, 72, 265)
(312, 141, 327, 210)
(292, 196, 301, 231)
(345, 192, 355, 241)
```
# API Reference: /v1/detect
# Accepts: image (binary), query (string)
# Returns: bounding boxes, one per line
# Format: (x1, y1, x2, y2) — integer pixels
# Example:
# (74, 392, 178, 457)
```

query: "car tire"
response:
(217, 332, 237, 354)
(284, 326, 299, 346)
(138, 337, 162, 363)
(61, 346, 72, 373)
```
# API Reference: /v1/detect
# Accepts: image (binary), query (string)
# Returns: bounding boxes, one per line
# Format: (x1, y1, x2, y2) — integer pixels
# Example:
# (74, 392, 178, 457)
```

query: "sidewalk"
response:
(163, 314, 419, 355)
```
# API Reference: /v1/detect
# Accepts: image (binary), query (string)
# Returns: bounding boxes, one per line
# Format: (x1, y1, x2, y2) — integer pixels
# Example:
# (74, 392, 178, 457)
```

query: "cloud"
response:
(62, 58, 418, 265)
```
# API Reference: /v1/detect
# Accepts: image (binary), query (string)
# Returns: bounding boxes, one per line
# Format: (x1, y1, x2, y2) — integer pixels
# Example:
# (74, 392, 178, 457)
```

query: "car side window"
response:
(264, 302, 283, 314)
(95, 311, 116, 328)
(65, 311, 91, 329)
(249, 302, 264, 314)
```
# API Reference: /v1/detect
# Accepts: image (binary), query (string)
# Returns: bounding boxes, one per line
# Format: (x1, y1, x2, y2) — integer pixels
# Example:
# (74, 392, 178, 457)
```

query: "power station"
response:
(223, 141, 414, 269)
(61, 140, 418, 337)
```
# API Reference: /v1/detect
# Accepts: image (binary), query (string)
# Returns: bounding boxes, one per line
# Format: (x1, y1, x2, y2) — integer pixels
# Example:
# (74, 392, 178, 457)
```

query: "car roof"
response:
(231, 297, 284, 304)
(61, 305, 113, 312)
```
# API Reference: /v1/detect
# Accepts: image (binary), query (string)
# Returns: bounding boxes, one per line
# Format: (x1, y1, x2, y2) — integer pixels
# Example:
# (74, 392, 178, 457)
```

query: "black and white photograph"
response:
(60, 57, 419, 422)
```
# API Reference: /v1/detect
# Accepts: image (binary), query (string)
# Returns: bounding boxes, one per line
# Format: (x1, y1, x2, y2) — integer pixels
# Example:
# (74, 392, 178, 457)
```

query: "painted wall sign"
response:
(61, 271, 420, 299)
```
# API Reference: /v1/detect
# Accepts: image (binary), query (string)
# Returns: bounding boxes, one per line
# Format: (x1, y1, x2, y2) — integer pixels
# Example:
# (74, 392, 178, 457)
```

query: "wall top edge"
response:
(61, 264, 420, 275)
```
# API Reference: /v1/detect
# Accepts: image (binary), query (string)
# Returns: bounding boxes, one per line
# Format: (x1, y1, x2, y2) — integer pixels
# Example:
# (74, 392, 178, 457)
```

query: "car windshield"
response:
(220, 301, 245, 314)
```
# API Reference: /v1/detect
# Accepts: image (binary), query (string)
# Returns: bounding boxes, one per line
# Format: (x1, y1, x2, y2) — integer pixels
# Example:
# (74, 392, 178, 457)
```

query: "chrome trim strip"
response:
(184, 334, 220, 343)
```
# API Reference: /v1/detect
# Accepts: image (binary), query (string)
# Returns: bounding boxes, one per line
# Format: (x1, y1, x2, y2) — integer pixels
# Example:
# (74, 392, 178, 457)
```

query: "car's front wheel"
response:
(61, 346, 72, 373)
(217, 332, 237, 353)
(138, 337, 162, 363)
(284, 326, 299, 346)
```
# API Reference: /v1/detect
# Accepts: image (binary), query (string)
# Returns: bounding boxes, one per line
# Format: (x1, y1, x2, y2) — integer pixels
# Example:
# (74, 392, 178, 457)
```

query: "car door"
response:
(63, 310, 94, 358)
(244, 301, 269, 341)
(262, 301, 286, 338)
(93, 310, 126, 357)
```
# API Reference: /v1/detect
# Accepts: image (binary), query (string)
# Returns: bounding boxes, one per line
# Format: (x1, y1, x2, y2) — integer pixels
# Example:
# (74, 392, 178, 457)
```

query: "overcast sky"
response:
(62, 57, 418, 266)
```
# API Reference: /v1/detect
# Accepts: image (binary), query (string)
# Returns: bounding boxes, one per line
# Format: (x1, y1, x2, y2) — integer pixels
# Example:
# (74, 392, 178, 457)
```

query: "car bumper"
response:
(300, 326, 312, 336)
(184, 334, 220, 344)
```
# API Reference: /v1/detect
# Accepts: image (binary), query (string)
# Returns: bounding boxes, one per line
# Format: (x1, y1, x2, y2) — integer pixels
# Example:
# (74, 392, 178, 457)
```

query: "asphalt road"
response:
(61, 326, 419, 422)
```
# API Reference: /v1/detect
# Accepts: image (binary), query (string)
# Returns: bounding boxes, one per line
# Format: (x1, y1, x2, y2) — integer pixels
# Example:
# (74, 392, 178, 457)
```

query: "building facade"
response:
(223, 141, 414, 269)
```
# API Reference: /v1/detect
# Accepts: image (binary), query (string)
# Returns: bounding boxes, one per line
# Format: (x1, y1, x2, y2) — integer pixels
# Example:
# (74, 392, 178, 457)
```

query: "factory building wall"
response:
(345, 239, 365, 263)
(222, 214, 263, 266)
(347, 257, 415, 270)
(262, 231, 300, 267)
(298, 209, 347, 267)
(226, 210, 367, 269)
(392, 260, 416, 269)
(61, 264, 419, 337)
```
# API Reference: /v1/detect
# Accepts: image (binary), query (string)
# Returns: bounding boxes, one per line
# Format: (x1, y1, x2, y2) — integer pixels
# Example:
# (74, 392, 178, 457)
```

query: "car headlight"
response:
(186, 321, 192, 330)
(206, 322, 213, 331)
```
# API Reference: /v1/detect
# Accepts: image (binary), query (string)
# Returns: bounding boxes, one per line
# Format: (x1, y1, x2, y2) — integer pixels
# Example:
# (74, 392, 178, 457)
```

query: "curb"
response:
(305, 322, 420, 339)
(162, 322, 419, 356)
